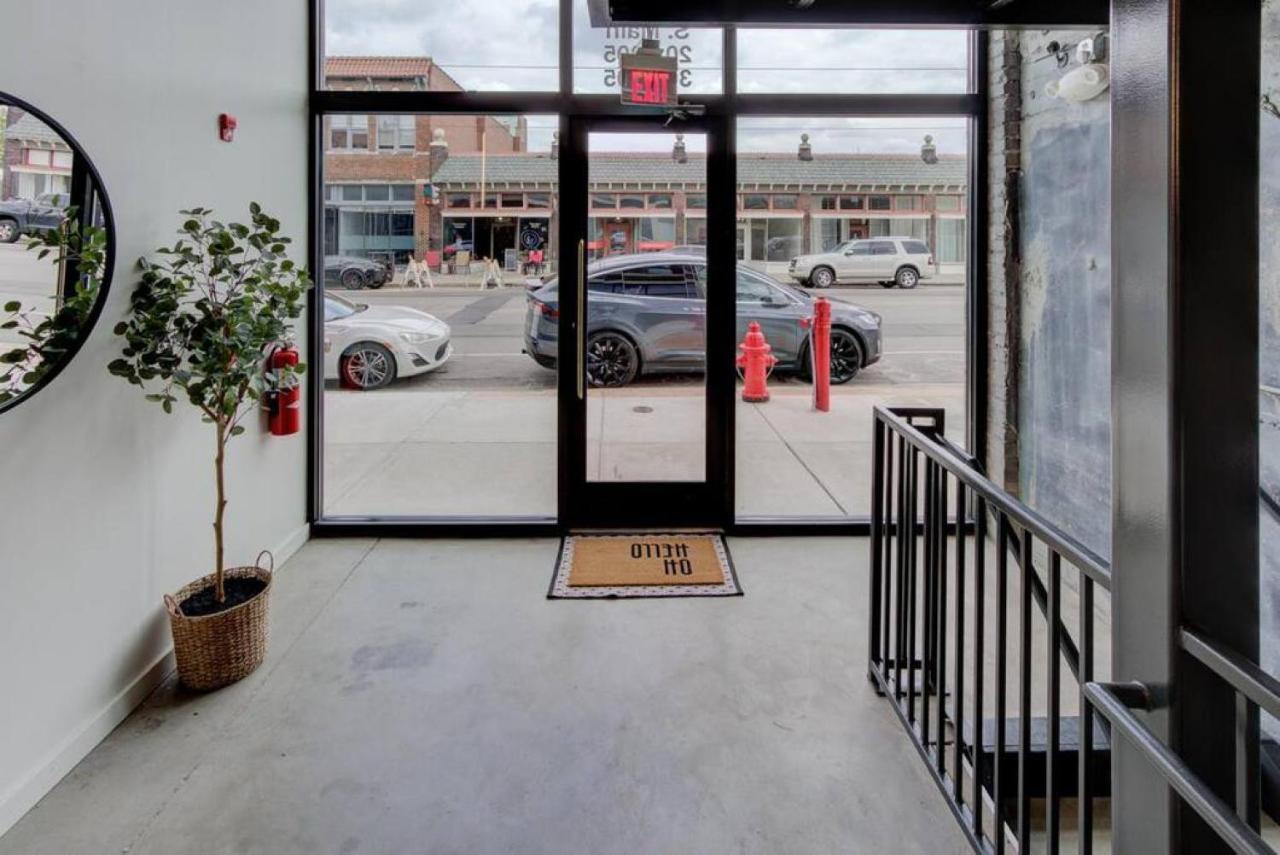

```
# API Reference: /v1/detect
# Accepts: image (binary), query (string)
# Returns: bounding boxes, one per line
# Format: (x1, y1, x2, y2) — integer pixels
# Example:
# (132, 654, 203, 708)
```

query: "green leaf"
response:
(3, 301, 20, 313)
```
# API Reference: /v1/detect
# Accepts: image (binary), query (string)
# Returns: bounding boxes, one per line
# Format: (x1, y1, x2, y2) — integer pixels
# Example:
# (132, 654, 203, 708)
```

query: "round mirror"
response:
(0, 91, 114, 413)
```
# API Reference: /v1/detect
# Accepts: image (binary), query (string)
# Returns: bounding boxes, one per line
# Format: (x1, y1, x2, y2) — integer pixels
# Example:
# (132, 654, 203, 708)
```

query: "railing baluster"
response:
(907, 447, 920, 729)
(952, 478, 967, 805)
(922, 458, 934, 747)
(935, 465, 949, 772)
(870, 417, 885, 681)
(881, 426, 895, 684)
(1079, 573, 1094, 855)
(995, 513, 1009, 854)
(1017, 527, 1033, 849)
(1046, 552, 1061, 854)
(895, 433, 908, 701)
(972, 496, 987, 843)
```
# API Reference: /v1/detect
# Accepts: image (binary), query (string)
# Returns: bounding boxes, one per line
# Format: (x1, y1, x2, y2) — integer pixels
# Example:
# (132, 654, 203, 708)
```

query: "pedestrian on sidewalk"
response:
(404, 254, 423, 288)
(482, 256, 504, 289)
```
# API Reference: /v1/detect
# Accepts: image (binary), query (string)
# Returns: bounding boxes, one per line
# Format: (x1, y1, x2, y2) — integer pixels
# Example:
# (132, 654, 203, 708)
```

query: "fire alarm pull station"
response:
(619, 39, 678, 108)
(219, 113, 237, 143)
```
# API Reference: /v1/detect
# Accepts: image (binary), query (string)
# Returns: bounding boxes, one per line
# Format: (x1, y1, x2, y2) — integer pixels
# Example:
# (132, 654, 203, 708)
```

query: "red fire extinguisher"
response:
(266, 344, 301, 436)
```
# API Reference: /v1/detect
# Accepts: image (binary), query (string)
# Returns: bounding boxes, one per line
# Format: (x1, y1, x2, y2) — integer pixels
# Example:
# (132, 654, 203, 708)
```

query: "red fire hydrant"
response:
(737, 321, 778, 403)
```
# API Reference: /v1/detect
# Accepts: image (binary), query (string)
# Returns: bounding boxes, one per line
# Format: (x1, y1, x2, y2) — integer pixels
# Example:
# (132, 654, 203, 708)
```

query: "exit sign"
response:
(620, 44, 678, 107)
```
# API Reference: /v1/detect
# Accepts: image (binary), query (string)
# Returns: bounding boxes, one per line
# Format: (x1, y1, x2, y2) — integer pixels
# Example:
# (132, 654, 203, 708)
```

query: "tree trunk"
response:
(213, 418, 227, 602)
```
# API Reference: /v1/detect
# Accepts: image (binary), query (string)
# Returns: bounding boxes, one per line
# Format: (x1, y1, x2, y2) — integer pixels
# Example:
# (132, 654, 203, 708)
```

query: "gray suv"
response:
(523, 253, 882, 388)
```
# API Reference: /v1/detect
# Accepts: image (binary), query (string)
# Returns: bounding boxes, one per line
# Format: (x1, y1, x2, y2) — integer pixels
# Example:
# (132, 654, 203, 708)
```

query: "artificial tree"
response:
(109, 204, 310, 606)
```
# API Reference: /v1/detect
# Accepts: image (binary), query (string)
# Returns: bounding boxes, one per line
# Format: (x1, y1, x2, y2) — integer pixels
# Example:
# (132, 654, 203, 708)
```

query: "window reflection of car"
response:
(0, 193, 70, 244)
(324, 254, 391, 290)
(523, 252, 882, 388)
(788, 237, 934, 289)
(323, 294, 452, 390)
(608, 231, 628, 253)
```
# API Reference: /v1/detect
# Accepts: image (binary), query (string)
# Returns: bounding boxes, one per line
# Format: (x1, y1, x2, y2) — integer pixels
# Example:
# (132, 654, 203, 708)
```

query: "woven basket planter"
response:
(164, 551, 273, 691)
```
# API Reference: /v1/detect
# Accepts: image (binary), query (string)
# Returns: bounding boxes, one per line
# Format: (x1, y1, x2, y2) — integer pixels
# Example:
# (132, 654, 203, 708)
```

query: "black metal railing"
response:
(869, 406, 1113, 853)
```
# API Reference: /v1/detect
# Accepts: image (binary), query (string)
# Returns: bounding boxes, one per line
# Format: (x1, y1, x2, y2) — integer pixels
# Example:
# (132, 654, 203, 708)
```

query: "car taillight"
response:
(534, 301, 559, 320)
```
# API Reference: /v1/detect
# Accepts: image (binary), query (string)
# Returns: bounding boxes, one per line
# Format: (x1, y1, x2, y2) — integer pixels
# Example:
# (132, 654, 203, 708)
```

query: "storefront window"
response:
(638, 217, 676, 250)
(686, 193, 706, 209)
(937, 218, 966, 263)
(766, 219, 803, 261)
(685, 216, 707, 245)
(813, 218, 841, 251)
(591, 193, 617, 209)
(743, 195, 769, 210)
(649, 194, 673, 209)
(620, 194, 645, 209)
(573, 1, 722, 94)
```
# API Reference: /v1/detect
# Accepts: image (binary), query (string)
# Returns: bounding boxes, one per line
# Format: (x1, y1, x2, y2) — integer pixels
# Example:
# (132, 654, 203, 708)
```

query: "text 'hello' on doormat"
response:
(548, 533, 743, 599)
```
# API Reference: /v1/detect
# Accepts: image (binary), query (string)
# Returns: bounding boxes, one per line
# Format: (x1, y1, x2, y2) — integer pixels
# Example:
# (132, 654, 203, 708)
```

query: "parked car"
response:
(667, 244, 707, 256)
(324, 294, 452, 390)
(0, 193, 69, 243)
(523, 252, 881, 388)
(324, 254, 391, 290)
(789, 237, 934, 289)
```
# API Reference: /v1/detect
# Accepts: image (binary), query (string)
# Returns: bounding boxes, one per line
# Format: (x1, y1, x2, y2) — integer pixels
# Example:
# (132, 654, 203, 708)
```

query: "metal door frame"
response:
(559, 112, 734, 529)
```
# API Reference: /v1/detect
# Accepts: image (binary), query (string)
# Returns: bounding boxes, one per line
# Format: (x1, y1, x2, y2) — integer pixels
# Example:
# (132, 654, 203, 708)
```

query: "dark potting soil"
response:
(179, 577, 267, 617)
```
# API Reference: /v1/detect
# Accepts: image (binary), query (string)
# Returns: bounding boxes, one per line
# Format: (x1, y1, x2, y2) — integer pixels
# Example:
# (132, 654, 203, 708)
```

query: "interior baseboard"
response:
(0, 522, 311, 839)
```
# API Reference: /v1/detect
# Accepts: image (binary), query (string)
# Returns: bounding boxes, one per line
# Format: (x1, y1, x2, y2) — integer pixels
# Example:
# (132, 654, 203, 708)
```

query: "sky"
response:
(324, 0, 970, 155)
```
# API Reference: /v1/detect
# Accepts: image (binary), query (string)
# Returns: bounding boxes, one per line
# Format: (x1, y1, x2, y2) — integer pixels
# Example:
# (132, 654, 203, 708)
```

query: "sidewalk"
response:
(322, 382, 964, 518)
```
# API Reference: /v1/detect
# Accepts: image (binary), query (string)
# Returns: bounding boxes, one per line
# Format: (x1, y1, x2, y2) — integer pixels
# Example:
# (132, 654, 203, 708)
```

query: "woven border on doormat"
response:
(547, 532, 743, 600)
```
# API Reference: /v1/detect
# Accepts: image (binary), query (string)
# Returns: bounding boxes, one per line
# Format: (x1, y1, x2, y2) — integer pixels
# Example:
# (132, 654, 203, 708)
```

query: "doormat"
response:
(548, 533, 743, 599)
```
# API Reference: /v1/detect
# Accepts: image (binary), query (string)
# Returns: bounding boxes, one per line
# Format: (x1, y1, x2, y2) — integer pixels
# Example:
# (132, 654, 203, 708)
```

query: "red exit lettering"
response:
(628, 69, 670, 105)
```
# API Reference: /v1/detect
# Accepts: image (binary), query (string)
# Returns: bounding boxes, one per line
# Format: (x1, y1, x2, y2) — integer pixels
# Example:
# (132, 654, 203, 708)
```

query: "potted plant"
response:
(109, 204, 310, 690)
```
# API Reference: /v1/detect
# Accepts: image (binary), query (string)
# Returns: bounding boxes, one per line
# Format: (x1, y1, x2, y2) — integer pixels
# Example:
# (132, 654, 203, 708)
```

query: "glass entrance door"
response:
(560, 115, 732, 528)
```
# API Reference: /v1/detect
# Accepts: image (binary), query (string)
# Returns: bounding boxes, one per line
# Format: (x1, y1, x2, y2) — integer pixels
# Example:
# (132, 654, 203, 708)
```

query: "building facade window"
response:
(893, 194, 922, 210)
(686, 193, 706, 209)
(772, 194, 799, 209)
(935, 194, 962, 211)
(648, 193, 673, 209)
(869, 195, 892, 210)
(377, 115, 415, 151)
(743, 194, 769, 210)
(329, 114, 369, 150)
(937, 218, 966, 263)
(839, 195, 865, 210)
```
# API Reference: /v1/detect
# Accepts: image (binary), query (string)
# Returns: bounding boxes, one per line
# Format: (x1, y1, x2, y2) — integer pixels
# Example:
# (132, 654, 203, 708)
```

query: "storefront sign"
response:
(520, 227, 544, 250)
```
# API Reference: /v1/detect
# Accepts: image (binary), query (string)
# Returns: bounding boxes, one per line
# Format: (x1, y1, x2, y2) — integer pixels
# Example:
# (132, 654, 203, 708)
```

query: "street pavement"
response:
(323, 282, 966, 519)
(333, 281, 965, 391)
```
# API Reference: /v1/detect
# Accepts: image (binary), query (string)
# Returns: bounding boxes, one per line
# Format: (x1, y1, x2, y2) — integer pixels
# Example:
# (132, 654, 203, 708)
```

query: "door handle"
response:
(576, 239, 585, 401)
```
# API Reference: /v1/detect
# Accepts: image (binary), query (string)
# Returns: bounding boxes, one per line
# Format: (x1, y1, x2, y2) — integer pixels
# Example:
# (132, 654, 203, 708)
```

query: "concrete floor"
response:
(0, 537, 969, 855)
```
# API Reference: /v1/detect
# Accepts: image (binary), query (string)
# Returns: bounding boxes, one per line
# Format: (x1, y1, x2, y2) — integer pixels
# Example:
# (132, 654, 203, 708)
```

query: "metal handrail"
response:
(1084, 682, 1271, 855)
(1181, 629, 1280, 722)
(875, 405, 1112, 590)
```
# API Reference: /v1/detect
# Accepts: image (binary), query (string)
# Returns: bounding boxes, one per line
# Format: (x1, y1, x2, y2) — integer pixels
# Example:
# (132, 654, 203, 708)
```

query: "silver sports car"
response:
(523, 253, 882, 387)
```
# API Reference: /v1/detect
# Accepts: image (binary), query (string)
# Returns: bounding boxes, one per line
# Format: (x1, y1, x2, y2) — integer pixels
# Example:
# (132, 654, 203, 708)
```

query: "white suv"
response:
(788, 237, 935, 289)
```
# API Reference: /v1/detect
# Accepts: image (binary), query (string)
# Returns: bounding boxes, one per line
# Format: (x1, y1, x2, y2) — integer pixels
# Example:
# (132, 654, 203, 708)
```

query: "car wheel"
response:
(894, 266, 919, 289)
(810, 266, 835, 289)
(340, 342, 397, 390)
(364, 272, 385, 290)
(830, 328, 864, 384)
(797, 329, 863, 384)
(586, 331, 640, 388)
(341, 269, 364, 290)
(0, 220, 18, 244)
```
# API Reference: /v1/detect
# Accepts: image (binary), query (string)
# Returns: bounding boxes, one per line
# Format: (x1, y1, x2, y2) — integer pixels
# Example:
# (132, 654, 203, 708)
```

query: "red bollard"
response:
(812, 297, 831, 412)
(736, 321, 778, 403)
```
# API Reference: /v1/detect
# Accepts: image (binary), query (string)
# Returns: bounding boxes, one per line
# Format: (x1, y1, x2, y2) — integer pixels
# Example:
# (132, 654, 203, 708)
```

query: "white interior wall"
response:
(0, 3, 310, 835)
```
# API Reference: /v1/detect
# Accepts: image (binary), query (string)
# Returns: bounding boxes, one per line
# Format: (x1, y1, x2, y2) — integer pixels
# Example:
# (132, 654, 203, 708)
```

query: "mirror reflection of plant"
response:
(0, 214, 108, 404)
(109, 204, 311, 603)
